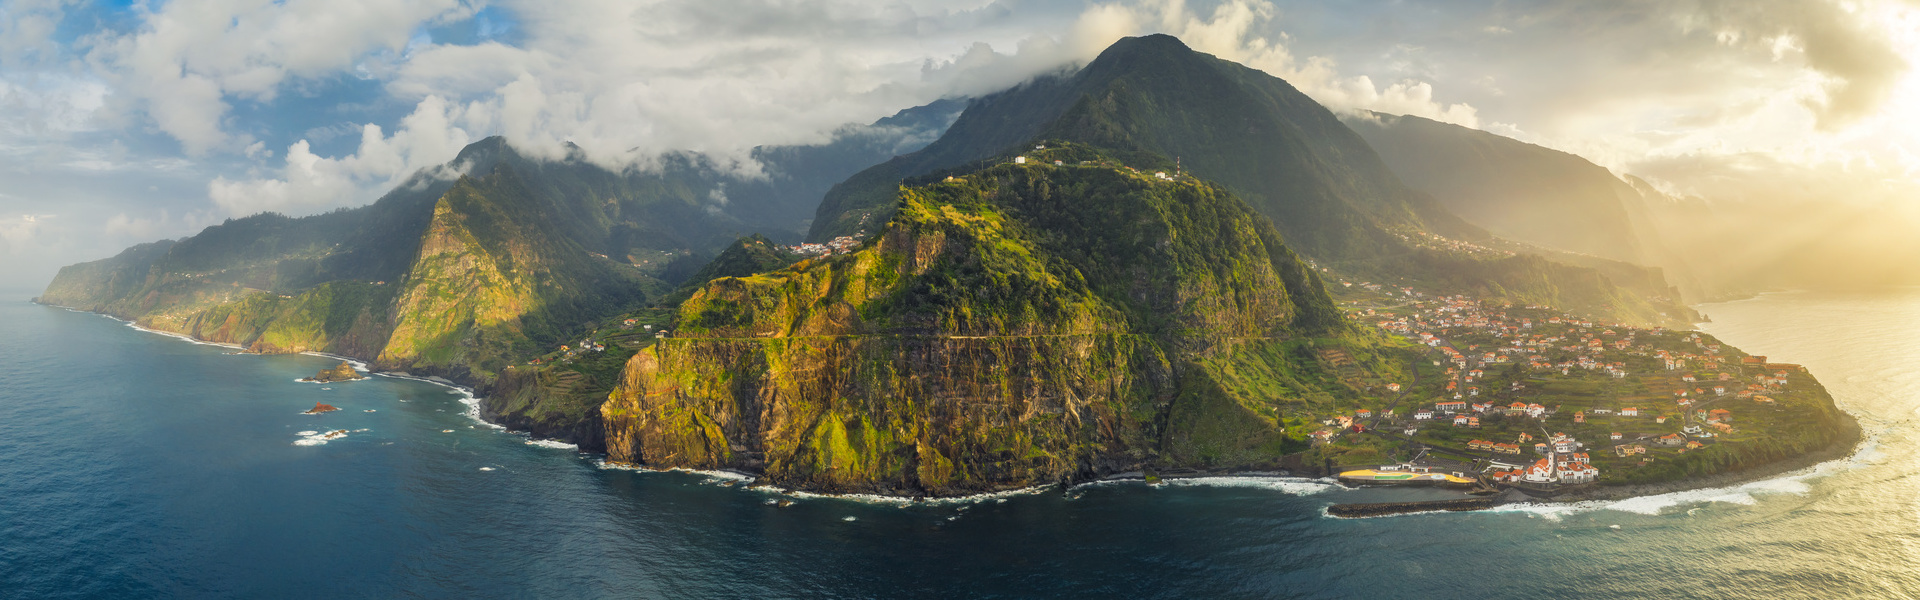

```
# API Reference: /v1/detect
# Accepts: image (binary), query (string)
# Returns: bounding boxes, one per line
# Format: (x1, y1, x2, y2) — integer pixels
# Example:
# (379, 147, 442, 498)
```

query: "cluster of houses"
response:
(1487, 454, 1599, 485)
(1468, 439, 1524, 455)
(542, 337, 610, 364)
(1320, 275, 1813, 488)
(1477, 433, 1601, 484)
(1390, 232, 1513, 259)
(787, 234, 865, 257)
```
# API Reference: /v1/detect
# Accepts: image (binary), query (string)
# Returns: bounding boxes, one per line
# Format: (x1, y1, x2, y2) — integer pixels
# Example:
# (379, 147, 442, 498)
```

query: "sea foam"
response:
(524, 438, 579, 451)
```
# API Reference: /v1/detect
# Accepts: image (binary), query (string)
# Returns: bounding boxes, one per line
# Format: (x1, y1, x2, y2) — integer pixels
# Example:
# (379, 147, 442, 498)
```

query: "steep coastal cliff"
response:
(603, 155, 1377, 495)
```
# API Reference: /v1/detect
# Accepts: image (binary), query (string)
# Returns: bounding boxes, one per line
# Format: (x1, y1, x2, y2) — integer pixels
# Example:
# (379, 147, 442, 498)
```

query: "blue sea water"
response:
(4, 288, 1919, 599)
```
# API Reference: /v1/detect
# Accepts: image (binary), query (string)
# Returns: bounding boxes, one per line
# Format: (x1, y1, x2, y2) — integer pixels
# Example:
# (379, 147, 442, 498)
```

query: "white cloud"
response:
(0, 72, 110, 141)
(84, 0, 483, 155)
(197, 0, 1107, 217)
(29, 0, 1920, 233)
(0, 213, 54, 254)
(208, 95, 475, 216)
(0, 0, 75, 68)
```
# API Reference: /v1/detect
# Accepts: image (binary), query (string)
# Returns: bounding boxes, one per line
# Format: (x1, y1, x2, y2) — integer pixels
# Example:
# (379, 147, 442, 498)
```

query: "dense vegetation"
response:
(605, 155, 1392, 495)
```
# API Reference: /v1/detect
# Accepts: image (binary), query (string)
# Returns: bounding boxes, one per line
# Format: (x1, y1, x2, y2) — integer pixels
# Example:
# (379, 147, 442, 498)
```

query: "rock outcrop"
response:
(301, 361, 365, 383)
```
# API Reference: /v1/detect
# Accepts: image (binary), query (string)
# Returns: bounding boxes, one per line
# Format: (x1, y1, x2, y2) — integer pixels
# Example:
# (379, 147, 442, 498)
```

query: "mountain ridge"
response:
(809, 34, 1689, 328)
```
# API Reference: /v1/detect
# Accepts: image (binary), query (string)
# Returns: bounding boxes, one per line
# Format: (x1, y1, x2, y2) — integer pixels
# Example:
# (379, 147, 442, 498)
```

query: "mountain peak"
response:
(1083, 34, 1205, 75)
(1107, 33, 1190, 51)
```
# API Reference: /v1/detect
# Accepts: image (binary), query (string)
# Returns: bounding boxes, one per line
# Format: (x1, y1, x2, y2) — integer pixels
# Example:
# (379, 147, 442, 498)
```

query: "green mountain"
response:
(1345, 112, 1718, 301)
(37, 149, 679, 381)
(1345, 113, 1649, 263)
(812, 35, 1473, 254)
(606, 150, 1404, 495)
(36, 97, 963, 381)
(808, 34, 1689, 327)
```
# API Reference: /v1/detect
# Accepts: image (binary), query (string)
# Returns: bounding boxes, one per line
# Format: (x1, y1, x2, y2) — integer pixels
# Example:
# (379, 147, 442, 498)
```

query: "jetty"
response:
(1327, 497, 1496, 518)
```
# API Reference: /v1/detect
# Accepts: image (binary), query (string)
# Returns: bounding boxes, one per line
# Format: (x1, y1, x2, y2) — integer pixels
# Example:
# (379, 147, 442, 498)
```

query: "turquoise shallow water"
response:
(3, 288, 1918, 599)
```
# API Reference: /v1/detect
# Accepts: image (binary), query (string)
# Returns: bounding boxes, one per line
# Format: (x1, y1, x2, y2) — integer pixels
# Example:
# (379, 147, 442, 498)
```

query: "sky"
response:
(2, 0, 1918, 288)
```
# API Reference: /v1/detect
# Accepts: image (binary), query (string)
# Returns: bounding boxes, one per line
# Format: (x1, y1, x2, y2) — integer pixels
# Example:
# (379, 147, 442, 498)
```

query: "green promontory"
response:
(605, 155, 1377, 496)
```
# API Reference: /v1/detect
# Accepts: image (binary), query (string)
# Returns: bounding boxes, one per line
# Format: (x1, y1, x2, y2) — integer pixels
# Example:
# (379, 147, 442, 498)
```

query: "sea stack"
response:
(304, 402, 341, 415)
(300, 361, 365, 383)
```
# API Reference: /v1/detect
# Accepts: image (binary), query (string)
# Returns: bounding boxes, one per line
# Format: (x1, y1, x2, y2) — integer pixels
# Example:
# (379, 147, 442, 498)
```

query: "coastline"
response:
(29, 298, 1870, 507)
(35, 299, 513, 436)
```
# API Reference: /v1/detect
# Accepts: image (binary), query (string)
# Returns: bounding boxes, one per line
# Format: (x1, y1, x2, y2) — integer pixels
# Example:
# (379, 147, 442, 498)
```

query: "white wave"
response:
(1594, 428, 1874, 516)
(373, 371, 505, 431)
(116, 319, 245, 350)
(589, 459, 1049, 506)
(1323, 506, 1480, 520)
(842, 516, 857, 522)
(296, 430, 319, 436)
(1602, 473, 1822, 516)
(524, 438, 579, 450)
(293, 430, 348, 446)
(769, 484, 1047, 507)
(297, 351, 368, 372)
(1156, 476, 1344, 496)
(595, 461, 756, 482)
(1477, 501, 1593, 521)
(479, 467, 496, 472)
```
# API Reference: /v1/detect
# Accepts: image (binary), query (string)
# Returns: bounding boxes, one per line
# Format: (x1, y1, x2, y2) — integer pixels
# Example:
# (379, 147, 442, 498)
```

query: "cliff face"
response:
(39, 162, 653, 384)
(374, 168, 651, 380)
(605, 156, 1358, 495)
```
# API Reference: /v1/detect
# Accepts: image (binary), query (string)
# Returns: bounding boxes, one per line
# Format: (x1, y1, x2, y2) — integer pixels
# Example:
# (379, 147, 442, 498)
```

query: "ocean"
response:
(3, 288, 1917, 599)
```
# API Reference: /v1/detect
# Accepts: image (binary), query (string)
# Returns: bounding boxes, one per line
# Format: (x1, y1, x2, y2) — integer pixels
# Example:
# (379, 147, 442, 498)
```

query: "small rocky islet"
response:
(299, 361, 365, 383)
(303, 402, 341, 415)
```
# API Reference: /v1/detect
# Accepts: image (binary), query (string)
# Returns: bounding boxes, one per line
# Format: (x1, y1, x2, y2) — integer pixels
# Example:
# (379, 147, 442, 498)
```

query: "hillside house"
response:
(1557, 461, 1599, 483)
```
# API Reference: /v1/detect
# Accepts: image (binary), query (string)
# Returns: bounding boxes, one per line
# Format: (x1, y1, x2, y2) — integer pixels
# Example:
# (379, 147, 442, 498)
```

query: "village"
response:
(1313, 272, 1824, 494)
